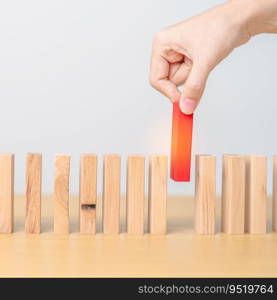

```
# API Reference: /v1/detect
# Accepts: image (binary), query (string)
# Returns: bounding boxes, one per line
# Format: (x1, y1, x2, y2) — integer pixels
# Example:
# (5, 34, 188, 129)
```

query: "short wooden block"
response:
(103, 155, 121, 234)
(148, 155, 167, 235)
(273, 155, 277, 232)
(25, 153, 42, 234)
(221, 155, 245, 234)
(245, 155, 267, 234)
(54, 155, 70, 234)
(0, 154, 14, 233)
(126, 155, 145, 235)
(194, 155, 216, 234)
(79, 154, 97, 234)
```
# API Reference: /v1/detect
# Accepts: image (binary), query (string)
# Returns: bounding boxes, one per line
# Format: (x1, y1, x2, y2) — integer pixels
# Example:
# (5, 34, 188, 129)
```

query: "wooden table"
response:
(0, 195, 276, 277)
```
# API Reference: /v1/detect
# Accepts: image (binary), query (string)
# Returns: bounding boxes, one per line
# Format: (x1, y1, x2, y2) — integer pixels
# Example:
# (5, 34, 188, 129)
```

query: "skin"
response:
(150, 0, 277, 114)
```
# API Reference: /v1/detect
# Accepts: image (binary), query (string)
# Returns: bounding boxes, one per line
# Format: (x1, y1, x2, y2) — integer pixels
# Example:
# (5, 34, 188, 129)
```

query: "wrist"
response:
(228, 0, 277, 36)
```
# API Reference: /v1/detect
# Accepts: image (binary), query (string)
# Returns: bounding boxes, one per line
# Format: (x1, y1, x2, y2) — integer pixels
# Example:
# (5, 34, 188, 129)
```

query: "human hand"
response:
(150, 0, 277, 114)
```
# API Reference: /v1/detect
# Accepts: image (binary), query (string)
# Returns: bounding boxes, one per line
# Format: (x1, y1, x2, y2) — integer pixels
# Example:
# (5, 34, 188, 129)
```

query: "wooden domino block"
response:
(273, 155, 277, 232)
(194, 155, 216, 234)
(103, 155, 121, 234)
(54, 155, 70, 234)
(0, 154, 14, 233)
(25, 153, 42, 234)
(79, 154, 97, 234)
(221, 155, 245, 234)
(245, 155, 267, 234)
(148, 155, 167, 235)
(126, 155, 145, 235)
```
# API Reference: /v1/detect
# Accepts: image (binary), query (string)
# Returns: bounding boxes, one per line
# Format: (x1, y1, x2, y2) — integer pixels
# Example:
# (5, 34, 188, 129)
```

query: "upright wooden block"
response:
(79, 154, 97, 234)
(194, 155, 216, 234)
(25, 153, 42, 234)
(126, 155, 145, 235)
(273, 155, 277, 231)
(54, 155, 70, 234)
(221, 155, 245, 234)
(103, 155, 121, 234)
(0, 154, 14, 233)
(148, 155, 167, 235)
(245, 155, 267, 234)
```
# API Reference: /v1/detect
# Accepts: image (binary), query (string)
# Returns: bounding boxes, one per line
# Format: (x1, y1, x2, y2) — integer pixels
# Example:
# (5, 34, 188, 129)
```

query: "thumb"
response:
(179, 62, 210, 114)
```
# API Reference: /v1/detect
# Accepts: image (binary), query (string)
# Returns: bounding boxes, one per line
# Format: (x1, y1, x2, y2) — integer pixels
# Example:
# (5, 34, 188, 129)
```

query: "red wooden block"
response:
(170, 102, 193, 182)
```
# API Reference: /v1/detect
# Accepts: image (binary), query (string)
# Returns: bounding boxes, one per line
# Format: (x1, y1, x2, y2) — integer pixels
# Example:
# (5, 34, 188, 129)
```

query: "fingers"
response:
(179, 62, 210, 114)
(150, 54, 181, 103)
(169, 59, 192, 86)
(150, 51, 210, 114)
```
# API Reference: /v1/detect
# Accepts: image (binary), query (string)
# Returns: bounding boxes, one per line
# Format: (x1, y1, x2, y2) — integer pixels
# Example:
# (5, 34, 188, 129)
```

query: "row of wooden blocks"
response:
(195, 154, 277, 234)
(0, 153, 167, 234)
(1, 153, 276, 235)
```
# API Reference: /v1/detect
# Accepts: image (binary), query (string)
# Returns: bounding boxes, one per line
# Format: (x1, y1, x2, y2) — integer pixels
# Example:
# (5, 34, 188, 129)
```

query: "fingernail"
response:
(180, 98, 196, 115)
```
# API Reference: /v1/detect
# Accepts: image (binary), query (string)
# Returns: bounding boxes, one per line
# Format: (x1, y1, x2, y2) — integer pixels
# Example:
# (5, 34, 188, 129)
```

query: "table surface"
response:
(0, 195, 276, 277)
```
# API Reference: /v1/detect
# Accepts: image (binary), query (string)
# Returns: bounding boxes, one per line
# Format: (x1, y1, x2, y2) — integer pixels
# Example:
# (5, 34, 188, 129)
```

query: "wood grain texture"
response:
(25, 153, 42, 234)
(194, 155, 216, 234)
(0, 154, 14, 233)
(54, 155, 70, 234)
(126, 155, 145, 235)
(79, 154, 97, 234)
(148, 155, 167, 235)
(273, 155, 277, 231)
(221, 155, 245, 234)
(103, 155, 121, 234)
(245, 155, 267, 234)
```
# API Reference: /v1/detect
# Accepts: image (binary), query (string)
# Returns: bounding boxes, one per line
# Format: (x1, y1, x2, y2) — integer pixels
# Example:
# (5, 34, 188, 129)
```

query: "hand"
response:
(149, 0, 277, 114)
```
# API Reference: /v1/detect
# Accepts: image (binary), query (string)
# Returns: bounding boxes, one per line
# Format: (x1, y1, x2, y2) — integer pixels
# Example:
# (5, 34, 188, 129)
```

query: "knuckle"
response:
(185, 80, 202, 91)
(149, 79, 160, 90)
(153, 30, 167, 44)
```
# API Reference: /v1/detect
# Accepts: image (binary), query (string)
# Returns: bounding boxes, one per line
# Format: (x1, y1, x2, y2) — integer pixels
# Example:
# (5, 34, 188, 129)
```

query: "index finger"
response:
(149, 54, 181, 103)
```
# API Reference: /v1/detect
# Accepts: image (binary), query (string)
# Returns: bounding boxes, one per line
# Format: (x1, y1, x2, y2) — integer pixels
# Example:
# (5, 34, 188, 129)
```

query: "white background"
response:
(0, 0, 276, 195)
